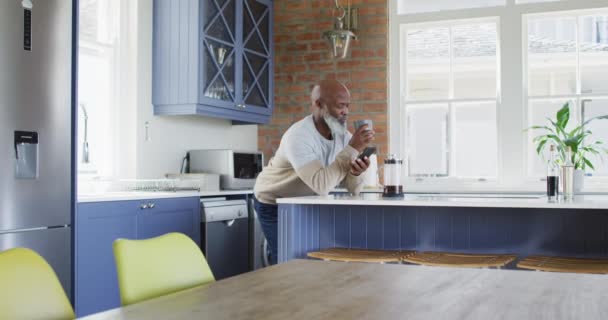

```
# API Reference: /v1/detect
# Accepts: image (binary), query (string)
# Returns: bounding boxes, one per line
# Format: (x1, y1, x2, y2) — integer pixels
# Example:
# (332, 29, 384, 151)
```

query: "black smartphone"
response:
(357, 146, 377, 161)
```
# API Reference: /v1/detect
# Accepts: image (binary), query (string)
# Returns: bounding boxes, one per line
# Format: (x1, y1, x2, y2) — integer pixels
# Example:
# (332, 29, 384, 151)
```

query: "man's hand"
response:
(348, 124, 375, 152)
(350, 157, 370, 176)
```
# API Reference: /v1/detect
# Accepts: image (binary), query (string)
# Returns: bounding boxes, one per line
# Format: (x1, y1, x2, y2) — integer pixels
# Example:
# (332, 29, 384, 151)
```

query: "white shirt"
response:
(276, 115, 352, 169)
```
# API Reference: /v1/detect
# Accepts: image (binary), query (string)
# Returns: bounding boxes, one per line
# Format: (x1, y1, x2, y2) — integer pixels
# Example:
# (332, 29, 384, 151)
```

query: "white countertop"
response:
(277, 193, 608, 210)
(78, 189, 252, 203)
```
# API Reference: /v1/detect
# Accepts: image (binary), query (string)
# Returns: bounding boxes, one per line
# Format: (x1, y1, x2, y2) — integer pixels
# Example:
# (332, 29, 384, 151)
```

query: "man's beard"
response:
(323, 113, 347, 136)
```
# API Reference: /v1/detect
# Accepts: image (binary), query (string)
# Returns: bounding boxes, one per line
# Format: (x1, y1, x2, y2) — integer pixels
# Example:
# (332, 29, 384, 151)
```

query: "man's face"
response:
(320, 91, 350, 125)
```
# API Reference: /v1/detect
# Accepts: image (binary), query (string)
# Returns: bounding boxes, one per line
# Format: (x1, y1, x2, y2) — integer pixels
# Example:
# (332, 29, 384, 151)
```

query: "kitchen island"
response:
(276, 194, 608, 264)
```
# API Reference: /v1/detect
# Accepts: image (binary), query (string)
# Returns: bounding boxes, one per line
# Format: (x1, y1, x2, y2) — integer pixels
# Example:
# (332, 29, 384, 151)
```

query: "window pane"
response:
(451, 102, 498, 177)
(527, 17, 577, 96)
(453, 23, 498, 99)
(580, 15, 608, 94)
(406, 104, 449, 176)
(582, 98, 608, 176)
(406, 27, 450, 100)
(526, 99, 577, 177)
(398, 0, 505, 15)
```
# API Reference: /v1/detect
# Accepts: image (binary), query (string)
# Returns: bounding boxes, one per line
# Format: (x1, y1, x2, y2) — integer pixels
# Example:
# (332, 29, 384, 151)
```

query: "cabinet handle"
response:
(140, 203, 149, 209)
(148, 202, 155, 209)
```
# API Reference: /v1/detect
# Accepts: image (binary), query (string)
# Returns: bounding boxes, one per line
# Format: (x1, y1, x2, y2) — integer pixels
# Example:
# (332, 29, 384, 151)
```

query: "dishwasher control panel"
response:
(201, 199, 248, 223)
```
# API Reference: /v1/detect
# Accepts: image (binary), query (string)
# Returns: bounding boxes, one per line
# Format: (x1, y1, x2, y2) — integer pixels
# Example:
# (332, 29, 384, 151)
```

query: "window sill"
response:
(403, 181, 608, 195)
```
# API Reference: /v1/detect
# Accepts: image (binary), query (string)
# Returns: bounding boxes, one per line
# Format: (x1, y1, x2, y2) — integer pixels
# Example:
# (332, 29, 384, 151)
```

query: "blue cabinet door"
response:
(75, 200, 138, 317)
(152, 0, 273, 124)
(76, 196, 201, 317)
(239, 0, 273, 117)
(199, 0, 239, 111)
(138, 197, 201, 245)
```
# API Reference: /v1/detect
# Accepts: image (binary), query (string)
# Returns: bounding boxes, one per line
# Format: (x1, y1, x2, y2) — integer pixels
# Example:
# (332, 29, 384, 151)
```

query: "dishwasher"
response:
(201, 199, 249, 280)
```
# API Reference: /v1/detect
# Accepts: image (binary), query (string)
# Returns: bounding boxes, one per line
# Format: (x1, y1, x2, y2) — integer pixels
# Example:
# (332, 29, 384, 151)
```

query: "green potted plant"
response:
(527, 102, 608, 191)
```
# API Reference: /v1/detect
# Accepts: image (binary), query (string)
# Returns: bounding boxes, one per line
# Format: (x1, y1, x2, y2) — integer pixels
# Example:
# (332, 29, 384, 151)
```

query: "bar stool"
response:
(401, 251, 517, 269)
(517, 255, 608, 274)
(307, 248, 416, 264)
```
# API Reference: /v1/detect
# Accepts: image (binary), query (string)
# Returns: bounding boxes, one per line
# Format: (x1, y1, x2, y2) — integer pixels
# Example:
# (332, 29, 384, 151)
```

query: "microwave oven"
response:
(188, 149, 263, 190)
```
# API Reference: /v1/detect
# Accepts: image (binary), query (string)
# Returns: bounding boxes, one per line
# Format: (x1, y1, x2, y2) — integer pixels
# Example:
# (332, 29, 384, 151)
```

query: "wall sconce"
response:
(322, 0, 358, 59)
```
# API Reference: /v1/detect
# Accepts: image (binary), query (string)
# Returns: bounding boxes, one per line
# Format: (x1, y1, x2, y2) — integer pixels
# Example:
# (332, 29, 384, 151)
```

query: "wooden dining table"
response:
(80, 259, 608, 320)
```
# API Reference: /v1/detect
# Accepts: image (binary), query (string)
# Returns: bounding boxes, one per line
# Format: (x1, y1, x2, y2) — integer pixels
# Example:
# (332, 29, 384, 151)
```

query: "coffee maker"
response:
(382, 154, 404, 198)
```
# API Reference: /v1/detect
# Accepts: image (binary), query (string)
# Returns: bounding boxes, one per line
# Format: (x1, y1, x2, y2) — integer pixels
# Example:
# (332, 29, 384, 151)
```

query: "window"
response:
(401, 20, 499, 179)
(390, 0, 608, 191)
(78, 0, 136, 178)
(525, 11, 608, 178)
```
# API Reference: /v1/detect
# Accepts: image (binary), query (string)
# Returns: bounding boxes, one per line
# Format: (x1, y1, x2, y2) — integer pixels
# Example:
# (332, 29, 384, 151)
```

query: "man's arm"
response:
(343, 164, 365, 195)
(288, 143, 359, 195)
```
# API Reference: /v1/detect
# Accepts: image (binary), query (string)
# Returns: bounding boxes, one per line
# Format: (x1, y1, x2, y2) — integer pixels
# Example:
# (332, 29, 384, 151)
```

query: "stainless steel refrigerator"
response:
(0, 0, 74, 298)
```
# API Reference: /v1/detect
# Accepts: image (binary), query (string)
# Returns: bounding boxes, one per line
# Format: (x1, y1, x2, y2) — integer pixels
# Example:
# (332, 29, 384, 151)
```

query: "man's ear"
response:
(314, 99, 323, 109)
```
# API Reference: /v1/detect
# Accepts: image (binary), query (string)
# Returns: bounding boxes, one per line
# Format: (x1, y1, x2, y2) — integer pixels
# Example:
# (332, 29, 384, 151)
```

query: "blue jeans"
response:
(253, 196, 278, 265)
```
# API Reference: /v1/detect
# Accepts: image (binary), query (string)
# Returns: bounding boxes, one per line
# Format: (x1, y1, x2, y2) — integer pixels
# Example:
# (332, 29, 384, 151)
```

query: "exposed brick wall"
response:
(259, 0, 388, 165)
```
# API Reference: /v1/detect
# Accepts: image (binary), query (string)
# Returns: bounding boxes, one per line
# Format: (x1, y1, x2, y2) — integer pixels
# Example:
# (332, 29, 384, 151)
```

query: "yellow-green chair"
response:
(0, 248, 74, 320)
(113, 232, 215, 306)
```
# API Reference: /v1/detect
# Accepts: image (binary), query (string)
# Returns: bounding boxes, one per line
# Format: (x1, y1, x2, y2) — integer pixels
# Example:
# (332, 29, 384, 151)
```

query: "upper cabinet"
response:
(153, 0, 274, 124)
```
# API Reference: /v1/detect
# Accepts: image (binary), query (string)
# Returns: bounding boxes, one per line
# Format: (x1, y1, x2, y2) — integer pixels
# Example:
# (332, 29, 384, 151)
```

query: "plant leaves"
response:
(583, 157, 595, 171)
(536, 139, 548, 155)
(582, 114, 608, 126)
(556, 102, 570, 130)
(546, 117, 566, 138)
(526, 125, 555, 133)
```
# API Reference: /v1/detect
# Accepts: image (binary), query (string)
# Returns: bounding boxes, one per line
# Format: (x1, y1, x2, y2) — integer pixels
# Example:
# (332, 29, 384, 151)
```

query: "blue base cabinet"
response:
(75, 197, 200, 317)
(153, 0, 274, 124)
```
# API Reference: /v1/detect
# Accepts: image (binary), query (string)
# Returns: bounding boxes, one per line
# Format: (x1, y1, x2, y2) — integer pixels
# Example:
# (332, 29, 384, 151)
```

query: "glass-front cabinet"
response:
(153, 0, 273, 124)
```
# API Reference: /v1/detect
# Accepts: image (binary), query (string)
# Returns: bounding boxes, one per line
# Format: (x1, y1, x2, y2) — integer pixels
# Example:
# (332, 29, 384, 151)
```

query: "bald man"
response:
(254, 80, 375, 264)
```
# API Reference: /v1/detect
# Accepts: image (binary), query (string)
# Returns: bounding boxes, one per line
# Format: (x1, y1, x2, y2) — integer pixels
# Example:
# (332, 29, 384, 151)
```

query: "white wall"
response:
(135, 0, 258, 179)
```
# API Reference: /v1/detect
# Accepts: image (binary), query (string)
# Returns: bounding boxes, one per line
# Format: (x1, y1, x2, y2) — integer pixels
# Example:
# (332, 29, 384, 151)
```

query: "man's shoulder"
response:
(283, 115, 315, 139)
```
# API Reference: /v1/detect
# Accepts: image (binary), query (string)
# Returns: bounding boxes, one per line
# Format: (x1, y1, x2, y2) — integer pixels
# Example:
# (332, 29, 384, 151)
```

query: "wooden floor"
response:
(82, 259, 608, 320)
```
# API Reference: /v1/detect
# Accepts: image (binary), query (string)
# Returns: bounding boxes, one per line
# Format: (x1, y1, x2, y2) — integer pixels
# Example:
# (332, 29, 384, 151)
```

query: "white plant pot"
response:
(574, 169, 584, 193)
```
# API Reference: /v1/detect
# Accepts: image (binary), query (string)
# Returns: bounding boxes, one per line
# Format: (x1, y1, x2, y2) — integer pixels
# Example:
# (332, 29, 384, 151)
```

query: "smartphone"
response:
(357, 146, 377, 161)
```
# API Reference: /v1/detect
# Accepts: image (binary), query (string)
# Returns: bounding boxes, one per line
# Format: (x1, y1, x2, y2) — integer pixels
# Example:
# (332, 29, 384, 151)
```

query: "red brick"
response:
(351, 70, 386, 81)
(274, 34, 292, 42)
(283, 64, 307, 73)
(295, 32, 317, 41)
(337, 60, 362, 69)
(261, 0, 389, 157)
(285, 84, 308, 94)
(352, 91, 387, 101)
(310, 41, 328, 51)
(362, 103, 386, 113)
(296, 74, 322, 82)
(258, 128, 280, 137)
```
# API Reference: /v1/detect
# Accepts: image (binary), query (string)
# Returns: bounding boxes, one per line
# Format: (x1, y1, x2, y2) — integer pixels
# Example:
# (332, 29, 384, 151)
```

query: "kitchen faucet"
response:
(79, 103, 90, 163)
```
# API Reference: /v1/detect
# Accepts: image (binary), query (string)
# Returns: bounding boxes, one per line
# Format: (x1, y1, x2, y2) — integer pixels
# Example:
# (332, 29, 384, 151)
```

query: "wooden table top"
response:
(80, 259, 608, 320)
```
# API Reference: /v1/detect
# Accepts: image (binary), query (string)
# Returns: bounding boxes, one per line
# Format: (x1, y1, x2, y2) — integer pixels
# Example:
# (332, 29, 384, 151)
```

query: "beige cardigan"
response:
(254, 145, 363, 205)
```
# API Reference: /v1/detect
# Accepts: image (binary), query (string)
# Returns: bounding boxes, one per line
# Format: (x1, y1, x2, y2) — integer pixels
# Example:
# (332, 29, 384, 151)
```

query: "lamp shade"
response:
(322, 29, 356, 59)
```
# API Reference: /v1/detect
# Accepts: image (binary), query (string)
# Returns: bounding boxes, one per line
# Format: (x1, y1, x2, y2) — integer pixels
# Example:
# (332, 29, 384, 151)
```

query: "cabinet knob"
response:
(140, 203, 149, 209)
(148, 202, 155, 209)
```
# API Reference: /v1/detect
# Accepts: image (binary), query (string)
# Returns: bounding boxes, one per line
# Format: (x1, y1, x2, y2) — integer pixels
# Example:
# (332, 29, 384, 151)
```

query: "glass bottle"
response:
(561, 146, 575, 200)
(546, 145, 559, 200)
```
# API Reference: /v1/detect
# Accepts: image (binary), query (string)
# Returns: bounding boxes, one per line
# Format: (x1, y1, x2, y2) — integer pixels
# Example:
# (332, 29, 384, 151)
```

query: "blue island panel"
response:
(278, 204, 608, 264)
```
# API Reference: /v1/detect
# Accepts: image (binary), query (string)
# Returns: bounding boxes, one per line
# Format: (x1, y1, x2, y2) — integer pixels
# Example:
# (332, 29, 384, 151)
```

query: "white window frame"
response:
(389, 0, 608, 193)
(523, 8, 608, 185)
(401, 17, 501, 183)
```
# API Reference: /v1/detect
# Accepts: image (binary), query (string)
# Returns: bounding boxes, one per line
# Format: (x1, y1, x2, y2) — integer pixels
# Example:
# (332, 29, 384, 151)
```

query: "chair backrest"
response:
(113, 232, 215, 306)
(0, 248, 74, 320)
